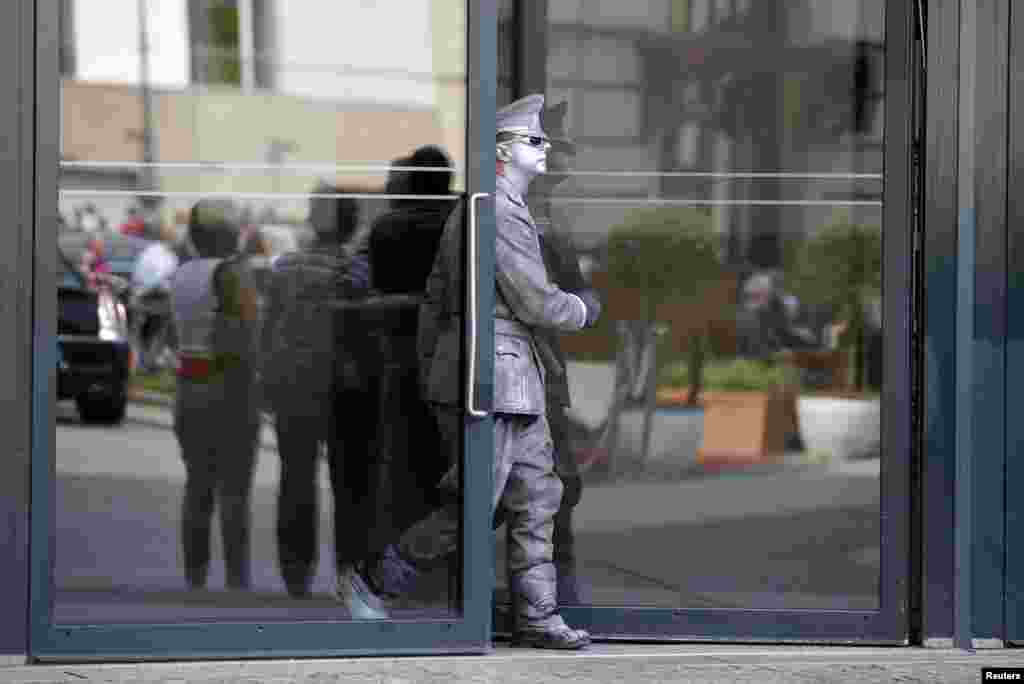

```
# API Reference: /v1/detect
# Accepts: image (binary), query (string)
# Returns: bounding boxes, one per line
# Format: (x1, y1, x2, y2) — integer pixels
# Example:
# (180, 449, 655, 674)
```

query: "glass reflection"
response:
(497, 0, 883, 612)
(55, 0, 464, 624)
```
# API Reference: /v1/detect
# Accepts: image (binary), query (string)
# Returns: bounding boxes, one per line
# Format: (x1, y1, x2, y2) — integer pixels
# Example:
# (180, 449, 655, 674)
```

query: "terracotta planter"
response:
(659, 387, 799, 470)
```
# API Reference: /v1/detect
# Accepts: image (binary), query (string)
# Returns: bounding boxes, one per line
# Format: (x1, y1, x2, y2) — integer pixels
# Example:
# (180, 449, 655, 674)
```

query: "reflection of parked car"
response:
(58, 249, 130, 424)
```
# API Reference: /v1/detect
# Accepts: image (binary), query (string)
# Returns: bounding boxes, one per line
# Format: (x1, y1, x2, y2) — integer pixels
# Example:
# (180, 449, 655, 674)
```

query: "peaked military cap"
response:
(497, 93, 546, 137)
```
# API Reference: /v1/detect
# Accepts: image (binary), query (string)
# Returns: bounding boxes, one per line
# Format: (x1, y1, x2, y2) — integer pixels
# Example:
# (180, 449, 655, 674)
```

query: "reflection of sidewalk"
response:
(498, 464, 882, 611)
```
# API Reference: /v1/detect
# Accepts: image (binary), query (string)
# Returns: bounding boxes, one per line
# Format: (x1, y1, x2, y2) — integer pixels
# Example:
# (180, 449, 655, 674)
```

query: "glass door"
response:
(31, 0, 497, 658)
(494, 0, 912, 641)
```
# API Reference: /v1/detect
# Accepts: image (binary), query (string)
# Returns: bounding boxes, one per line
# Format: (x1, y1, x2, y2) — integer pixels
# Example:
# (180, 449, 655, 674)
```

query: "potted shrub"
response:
(784, 213, 883, 461)
(604, 206, 720, 405)
(599, 207, 721, 473)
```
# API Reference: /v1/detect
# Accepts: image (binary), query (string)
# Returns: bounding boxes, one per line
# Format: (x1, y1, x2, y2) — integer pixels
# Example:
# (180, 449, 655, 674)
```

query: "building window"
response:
(189, 0, 241, 85)
(691, 0, 709, 32)
(188, 0, 272, 89)
(547, 30, 646, 143)
(498, 0, 517, 106)
(59, 0, 76, 77)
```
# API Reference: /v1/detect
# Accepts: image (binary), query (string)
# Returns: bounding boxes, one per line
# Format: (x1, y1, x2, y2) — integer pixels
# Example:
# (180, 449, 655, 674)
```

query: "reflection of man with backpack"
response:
(171, 200, 260, 590)
(260, 185, 376, 599)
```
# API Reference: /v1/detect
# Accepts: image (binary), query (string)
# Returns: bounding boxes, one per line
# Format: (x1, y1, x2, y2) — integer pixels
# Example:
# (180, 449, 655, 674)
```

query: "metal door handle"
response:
(467, 192, 489, 418)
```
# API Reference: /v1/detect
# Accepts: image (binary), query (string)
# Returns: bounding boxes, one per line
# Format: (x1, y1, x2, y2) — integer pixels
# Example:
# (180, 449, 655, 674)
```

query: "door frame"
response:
(28, 0, 499, 660)
(1005, 0, 1024, 647)
(504, 0, 916, 643)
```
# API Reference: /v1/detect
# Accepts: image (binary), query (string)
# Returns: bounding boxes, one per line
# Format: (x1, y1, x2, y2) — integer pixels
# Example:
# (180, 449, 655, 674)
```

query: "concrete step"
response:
(3, 645, 1022, 683)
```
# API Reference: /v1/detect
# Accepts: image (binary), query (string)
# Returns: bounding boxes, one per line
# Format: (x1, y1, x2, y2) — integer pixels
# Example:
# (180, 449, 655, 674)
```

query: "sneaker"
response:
(335, 565, 390, 620)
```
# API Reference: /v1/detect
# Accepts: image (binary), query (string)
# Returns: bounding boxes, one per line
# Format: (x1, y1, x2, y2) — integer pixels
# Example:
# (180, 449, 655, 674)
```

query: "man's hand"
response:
(577, 289, 602, 328)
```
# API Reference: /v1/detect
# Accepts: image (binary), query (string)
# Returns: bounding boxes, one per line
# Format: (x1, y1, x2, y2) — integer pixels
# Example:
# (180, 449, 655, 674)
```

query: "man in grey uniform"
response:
(338, 94, 599, 649)
(520, 100, 595, 605)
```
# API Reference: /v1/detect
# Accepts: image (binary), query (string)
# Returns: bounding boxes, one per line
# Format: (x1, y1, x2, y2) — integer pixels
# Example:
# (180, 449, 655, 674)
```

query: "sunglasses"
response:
(512, 135, 552, 150)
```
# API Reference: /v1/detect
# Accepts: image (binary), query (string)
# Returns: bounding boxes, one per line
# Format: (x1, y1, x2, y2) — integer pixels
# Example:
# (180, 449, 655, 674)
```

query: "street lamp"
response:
(137, 0, 160, 214)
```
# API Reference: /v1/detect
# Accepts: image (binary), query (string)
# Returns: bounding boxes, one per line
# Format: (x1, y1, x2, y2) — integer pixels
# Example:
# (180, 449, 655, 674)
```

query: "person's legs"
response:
(217, 401, 259, 590)
(339, 404, 478, 616)
(339, 407, 587, 651)
(274, 409, 323, 597)
(181, 460, 216, 589)
(552, 477, 583, 603)
(499, 413, 589, 649)
(177, 421, 217, 589)
(176, 398, 217, 590)
(547, 405, 586, 604)
(331, 388, 377, 571)
(360, 405, 467, 601)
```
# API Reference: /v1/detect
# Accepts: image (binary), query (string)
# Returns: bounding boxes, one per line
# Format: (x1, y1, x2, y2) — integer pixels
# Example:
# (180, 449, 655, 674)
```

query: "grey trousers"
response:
(388, 405, 564, 626)
(174, 372, 259, 589)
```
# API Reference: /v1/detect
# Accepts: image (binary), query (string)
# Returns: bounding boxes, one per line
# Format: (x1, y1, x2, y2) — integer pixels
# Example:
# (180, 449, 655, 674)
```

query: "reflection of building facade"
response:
(59, 0, 466, 220)
(504, 1, 883, 269)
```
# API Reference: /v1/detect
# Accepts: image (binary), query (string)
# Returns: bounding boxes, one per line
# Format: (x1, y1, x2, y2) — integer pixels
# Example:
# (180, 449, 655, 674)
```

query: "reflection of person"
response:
(370, 145, 455, 294)
(76, 202, 107, 234)
(369, 147, 456, 527)
(260, 185, 376, 600)
(119, 206, 147, 237)
(339, 94, 598, 649)
(130, 226, 180, 373)
(736, 272, 815, 358)
(79, 237, 112, 291)
(170, 200, 260, 590)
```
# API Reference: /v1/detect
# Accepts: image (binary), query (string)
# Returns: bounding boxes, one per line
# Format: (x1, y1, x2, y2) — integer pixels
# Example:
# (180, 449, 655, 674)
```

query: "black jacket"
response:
(369, 202, 454, 295)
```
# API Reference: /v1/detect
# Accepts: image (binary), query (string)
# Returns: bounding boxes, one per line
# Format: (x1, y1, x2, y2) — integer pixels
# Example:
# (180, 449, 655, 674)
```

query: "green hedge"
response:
(659, 357, 797, 392)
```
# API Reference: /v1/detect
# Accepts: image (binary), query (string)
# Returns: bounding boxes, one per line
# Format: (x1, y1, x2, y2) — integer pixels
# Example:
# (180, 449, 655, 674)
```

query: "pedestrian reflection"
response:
(370, 145, 456, 295)
(260, 185, 376, 599)
(522, 101, 596, 606)
(170, 200, 260, 591)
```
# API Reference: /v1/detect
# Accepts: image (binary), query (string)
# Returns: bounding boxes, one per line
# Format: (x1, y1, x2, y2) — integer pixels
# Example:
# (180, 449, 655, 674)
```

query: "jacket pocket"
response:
(494, 333, 530, 412)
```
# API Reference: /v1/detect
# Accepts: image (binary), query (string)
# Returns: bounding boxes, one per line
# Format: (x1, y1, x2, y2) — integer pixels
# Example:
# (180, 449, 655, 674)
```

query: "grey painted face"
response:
(499, 136, 548, 196)
(508, 137, 547, 178)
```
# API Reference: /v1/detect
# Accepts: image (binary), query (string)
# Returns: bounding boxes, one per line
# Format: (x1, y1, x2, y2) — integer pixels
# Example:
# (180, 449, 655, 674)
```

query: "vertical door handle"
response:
(466, 192, 489, 418)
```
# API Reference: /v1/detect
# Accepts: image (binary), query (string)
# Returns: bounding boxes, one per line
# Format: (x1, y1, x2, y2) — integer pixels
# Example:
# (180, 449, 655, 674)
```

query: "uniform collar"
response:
(496, 174, 527, 208)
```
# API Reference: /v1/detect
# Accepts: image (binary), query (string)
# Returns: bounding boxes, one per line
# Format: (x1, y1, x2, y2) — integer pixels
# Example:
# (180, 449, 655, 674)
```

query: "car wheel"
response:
(77, 391, 127, 425)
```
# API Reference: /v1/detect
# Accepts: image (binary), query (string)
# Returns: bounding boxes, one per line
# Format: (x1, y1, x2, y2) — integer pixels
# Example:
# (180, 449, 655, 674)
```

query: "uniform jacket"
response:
(534, 225, 588, 408)
(418, 176, 586, 415)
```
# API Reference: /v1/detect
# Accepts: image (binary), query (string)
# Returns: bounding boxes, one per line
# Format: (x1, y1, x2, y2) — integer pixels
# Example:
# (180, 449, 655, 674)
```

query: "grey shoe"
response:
(512, 624, 591, 650)
(512, 613, 590, 650)
(335, 565, 390, 620)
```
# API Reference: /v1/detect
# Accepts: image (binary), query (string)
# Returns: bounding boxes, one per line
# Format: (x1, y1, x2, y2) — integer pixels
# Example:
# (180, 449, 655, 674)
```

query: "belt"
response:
(177, 353, 246, 380)
(494, 317, 531, 337)
(178, 355, 214, 380)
